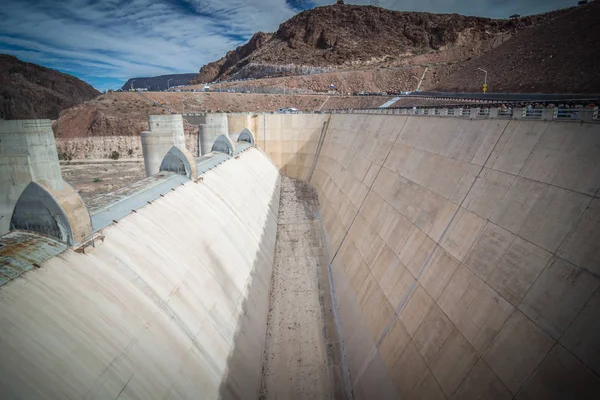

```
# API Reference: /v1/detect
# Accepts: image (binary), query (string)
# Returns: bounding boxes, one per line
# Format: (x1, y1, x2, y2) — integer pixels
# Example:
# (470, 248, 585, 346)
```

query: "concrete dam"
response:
(0, 112, 599, 399)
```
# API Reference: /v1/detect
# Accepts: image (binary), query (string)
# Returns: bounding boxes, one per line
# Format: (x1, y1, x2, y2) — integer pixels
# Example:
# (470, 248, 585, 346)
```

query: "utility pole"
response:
(167, 79, 172, 90)
(411, 76, 420, 92)
(417, 67, 428, 92)
(477, 68, 488, 92)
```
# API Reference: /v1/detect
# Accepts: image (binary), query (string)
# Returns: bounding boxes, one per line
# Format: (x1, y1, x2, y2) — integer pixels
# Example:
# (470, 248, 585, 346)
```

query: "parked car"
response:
(278, 107, 299, 114)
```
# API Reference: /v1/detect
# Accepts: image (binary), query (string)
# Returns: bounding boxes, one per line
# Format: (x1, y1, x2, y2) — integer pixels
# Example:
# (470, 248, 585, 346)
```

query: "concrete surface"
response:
(1, 112, 600, 399)
(141, 115, 186, 176)
(0, 119, 92, 244)
(195, 113, 229, 156)
(255, 113, 600, 399)
(259, 176, 346, 399)
(0, 147, 281, 399)
(0, 120, 63, 234)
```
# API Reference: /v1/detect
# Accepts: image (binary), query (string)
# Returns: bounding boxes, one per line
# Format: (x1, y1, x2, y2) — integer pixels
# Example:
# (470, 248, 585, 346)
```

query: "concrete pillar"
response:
(148, 114, 185, 139)
(0, 120, 63, 235)
(577, 108, 594, 121)
(141, 115, 186, 177)
(440, 108, 449, 116)
(513, 108, 526, 120)
(227, 113, 253, 142)
(0, 119, 92, 244)
(489, 108, 500, 118)
(198, 113, 229, 156)
(541, 108, 557, 121)
(470, 108, 480, 119)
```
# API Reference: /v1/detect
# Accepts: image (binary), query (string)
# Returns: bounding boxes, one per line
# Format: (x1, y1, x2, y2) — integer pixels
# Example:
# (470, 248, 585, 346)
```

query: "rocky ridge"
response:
(0, 54, 100, 119)
(191, 4, 567, 84)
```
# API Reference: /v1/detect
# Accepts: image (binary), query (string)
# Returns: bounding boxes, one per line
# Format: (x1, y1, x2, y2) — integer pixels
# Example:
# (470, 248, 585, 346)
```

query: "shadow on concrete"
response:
(217, 173, 281, 400)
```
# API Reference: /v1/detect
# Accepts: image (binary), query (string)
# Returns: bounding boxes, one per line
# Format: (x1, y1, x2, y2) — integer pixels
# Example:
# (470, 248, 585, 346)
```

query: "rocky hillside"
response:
(433, 1, 600, 93)
(191, 4, 566, 84)
(121, 73, 198, 91)
(0, 54, 100, 119)
(194, 32, 272, 83)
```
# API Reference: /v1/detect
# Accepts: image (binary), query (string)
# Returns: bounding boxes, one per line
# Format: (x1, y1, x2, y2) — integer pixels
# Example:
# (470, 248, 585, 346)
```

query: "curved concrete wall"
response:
(257, 114, 600, 399)
(0, 148, 281, 399)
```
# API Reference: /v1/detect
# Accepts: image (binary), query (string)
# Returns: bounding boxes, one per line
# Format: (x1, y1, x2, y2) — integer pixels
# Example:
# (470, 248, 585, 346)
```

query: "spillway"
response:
(1, 113, 599, 399)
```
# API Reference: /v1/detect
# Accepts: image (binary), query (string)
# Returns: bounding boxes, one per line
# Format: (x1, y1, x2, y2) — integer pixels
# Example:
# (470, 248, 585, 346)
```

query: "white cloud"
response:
(0, 0, 576, 90)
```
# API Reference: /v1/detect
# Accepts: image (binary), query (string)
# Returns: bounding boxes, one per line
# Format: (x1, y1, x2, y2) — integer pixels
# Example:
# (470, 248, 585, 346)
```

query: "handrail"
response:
(318, 106, 599, 122)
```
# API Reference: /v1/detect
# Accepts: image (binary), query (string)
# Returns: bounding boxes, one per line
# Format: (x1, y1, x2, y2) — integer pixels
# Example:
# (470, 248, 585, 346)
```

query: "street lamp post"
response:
(477, 68, 488, 85)
(412, 76, 420, 92)
(477, 68, 488, 92)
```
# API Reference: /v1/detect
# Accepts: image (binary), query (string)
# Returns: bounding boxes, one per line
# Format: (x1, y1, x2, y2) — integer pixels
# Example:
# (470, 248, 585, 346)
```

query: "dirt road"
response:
(60, 159, 145, 203)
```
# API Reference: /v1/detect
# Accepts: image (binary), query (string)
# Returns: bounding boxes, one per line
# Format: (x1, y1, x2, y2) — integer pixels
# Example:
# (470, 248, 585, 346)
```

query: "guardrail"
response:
(524, 108, 543, 118)
(322, 106, 599, 122)
(411, 91, 600, 102)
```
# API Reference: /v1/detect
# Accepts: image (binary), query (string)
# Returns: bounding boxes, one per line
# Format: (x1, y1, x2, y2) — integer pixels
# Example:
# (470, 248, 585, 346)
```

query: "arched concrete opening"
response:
(211, 134, 235, 156)
(238, 128, 256, 146)
(10, 182, 74, 244)
(159, 146, 198, 179)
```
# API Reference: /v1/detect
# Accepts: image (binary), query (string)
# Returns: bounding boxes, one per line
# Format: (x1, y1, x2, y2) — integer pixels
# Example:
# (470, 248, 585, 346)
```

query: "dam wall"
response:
(255, 113, 600, 399)
(0, 147, 281, 399)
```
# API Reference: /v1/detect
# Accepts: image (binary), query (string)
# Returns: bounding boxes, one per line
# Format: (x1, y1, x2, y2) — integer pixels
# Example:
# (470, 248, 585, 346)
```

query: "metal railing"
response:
(556, 109, 580, 120)
(524, 108, 543, 118)
(321, 106, 599, 122)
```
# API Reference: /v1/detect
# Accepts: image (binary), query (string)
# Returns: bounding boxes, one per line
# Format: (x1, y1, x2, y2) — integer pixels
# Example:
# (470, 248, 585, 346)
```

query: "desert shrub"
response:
(58, 151, 73, 161)
(109, 150, 120, 160)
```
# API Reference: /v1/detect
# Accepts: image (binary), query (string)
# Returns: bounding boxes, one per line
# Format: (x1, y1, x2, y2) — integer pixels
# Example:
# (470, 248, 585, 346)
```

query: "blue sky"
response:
(0, 0, 576, 91)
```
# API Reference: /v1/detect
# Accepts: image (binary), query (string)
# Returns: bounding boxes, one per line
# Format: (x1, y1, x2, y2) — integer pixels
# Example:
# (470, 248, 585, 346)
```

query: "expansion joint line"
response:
(377, 121, 512, 352)
(329, 116, 407, 265)
(324, 115, 407, 395)
(308, 115, 332, 184)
